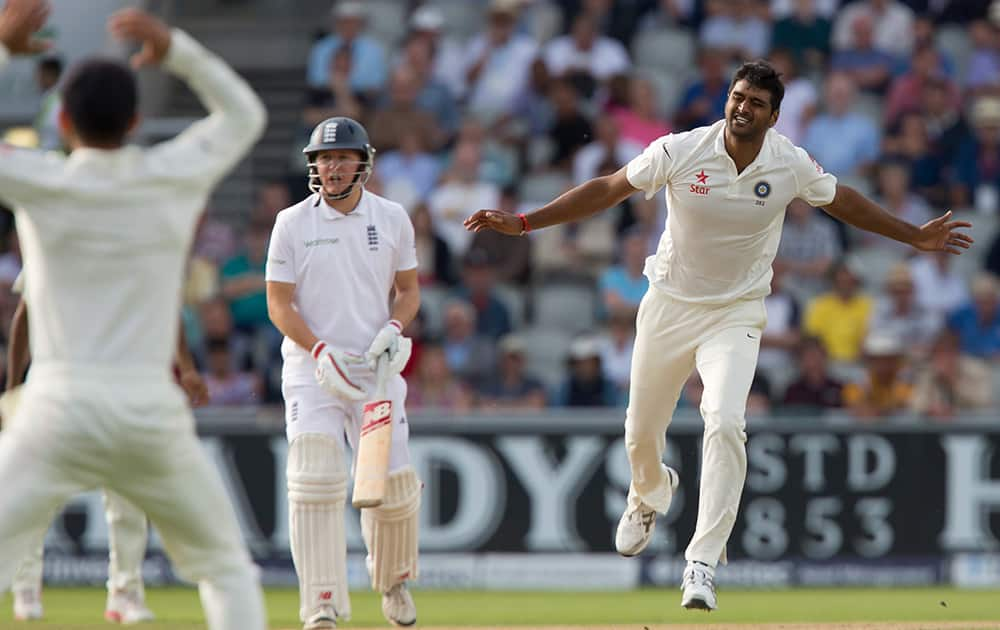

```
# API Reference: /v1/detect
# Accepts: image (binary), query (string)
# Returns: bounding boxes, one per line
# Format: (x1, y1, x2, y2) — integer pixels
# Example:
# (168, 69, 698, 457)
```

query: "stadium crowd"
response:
(2, 0, 1000, 420)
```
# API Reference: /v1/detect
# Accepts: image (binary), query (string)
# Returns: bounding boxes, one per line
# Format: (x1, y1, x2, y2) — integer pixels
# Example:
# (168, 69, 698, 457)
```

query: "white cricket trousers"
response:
(0, 363, 266, 630)
(625, 287, 765, 567)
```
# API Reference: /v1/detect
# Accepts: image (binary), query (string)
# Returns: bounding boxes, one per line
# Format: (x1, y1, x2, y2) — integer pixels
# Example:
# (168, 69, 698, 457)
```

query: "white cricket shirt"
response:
(626, 120, 838, 305)
(0, 31, 266, 373)
(265, 191, 417, 384)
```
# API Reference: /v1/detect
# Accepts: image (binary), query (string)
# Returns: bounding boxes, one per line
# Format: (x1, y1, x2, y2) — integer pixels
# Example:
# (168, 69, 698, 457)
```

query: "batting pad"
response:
(287, 433, 350, 621)
(361, 467, 421, 593)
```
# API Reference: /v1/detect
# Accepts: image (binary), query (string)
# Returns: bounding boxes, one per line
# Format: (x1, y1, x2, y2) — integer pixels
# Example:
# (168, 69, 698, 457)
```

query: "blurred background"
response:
(0, 0, 998, 593)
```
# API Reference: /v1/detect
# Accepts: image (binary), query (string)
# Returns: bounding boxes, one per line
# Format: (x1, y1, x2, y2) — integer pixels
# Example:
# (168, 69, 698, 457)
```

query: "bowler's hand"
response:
(464, 209, 522, 236)
(179, 370, 209, 407)
(0, 0, 50, 55)
(912, 211, 974, 255)
(108, 8, 171, 69)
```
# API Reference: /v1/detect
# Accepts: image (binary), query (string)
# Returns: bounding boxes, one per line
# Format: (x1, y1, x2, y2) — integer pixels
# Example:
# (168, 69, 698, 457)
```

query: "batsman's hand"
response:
(464, 209, 523, 236)
(312, 340, 367, 402)
(911, 210, 974, 255)
(178, 370, 209, 407)
(0, 0, 50, 55)
(108, 8, 171, 69)
(365, 320, 412, 374)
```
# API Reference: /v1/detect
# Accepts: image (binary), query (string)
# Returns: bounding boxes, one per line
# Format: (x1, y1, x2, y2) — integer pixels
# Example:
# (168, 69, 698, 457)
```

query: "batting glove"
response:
(312, 341, 367, 401)
(365, 320, 412, 375)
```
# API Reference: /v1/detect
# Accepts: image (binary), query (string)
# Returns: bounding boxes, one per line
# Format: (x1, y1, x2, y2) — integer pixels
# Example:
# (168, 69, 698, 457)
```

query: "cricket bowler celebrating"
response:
(0, 3, 268, 629)
(266, 116, 421, 629)
(465, 60, 973, 610)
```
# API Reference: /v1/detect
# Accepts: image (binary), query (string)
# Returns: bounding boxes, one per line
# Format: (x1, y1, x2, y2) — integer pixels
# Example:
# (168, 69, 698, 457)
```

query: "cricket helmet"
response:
(303, 116, 376, 200)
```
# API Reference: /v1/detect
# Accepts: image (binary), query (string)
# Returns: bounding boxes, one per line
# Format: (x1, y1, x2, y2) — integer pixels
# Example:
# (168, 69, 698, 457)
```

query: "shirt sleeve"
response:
(626, 133, 679, 200)
(265, 218, 296, 283)
(791, 146, 838, 207)
(145, 29, 267, 189)
(397, 211, 418, 272)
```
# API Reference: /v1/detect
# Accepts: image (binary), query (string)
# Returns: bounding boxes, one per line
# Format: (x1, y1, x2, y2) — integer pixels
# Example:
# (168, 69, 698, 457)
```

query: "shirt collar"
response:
(712, 121, 774, 173)
(318, 190, 368, 221)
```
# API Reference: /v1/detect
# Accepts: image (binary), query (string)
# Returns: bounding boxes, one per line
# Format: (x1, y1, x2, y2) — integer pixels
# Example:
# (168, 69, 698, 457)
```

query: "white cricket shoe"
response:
(104, 589, 155, 624)
(382, 583, 416, 627)
(615, 467, 679, 557)
(680, 561, 718, 611)
(13, 588, 43, 621)
(303, 605, 337, 629)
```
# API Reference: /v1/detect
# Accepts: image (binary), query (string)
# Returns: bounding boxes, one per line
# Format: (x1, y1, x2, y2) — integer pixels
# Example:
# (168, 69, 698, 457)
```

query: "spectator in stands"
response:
(675, 47, 729, 131)
(782, 336, 844, 410)
(477, 333, 547, 410)
(193, 209, 237, 266)
(946, 272, 1000, 360)
(843, 332, 913, 419)
(769, 48, 818, 145)
(966, 19, 1000, 92)
(303, 45, 364, 128)
(194, 296, 252, 376)
(202, 337, 262, 406)
(921, 77, 969, 170)
(699, 0, 771, 62)
(598, 306, 636, 400)
(184, 249, 220, 307)
(802, 73, 880, 177)
(573, 116, 635, 187)
(746, 371, 774, 417)
(412, 203, 456, 287)
(911, 251, 970, 320)
(397, 33, 460, 137)
(804, 259, 873, 363)
(543, 12, 630, 96)
(544, 78, 593, 171)
(378, 127, 442, 210)
(441, 298, 497, 387)
(33, 55, 62, 151)
(455, 248, 512, 340)
(367, 64, 446, 153)
(469, 186, 534, 286)
(871, 263, 943, 356)
(832, 0, 915, 60)
(609, 76, 672, 150)
(428, 140, 501, 259)
(599, 226, 649, 316)
(406, 4, 466, 102)
(885, 112, 948, 206)
(463, 0, 539, 121)
(885, 46, 958, 127)
(862, 159, 932, 252)
(951, 96, 1000, 213)
(399, 312, 425, 380)
(770, 0, 833, 70)
(306, 1, 387, 97)
(911, 330, 993, 419)
(774, 199, 840, 296)
(555, 336, 620, 407)
(0, 230, 20, 290)
(758, 264, 802, 383)
(452, 117, 518, 188)
(770, 0, 838, 19)
(638, 0, 696, 30)
(253, 180, 292, 226)
(220, 220, 271, 337)
(407, 342, 474, 411)
(829, 13, 897, 94)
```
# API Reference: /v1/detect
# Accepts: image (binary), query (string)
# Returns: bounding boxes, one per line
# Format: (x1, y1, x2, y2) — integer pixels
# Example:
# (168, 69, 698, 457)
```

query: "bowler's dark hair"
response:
(61, 59, 137, 145)
(730, 59, 784, 111)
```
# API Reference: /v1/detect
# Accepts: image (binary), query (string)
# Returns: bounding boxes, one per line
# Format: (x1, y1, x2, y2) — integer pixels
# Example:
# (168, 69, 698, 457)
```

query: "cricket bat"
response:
(352, 351, 393, 508)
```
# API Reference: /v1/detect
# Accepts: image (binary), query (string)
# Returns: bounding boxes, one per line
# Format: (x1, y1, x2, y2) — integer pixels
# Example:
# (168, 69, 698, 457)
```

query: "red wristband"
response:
(389, 319, 403, 332)
(311, 341, 326, 359)
(517, 213, 530, 235)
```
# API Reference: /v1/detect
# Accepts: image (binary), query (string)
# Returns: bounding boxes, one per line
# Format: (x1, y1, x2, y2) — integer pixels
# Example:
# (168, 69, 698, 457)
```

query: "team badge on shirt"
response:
(754, 181, 771, 198)
(367, 224, 379, 251)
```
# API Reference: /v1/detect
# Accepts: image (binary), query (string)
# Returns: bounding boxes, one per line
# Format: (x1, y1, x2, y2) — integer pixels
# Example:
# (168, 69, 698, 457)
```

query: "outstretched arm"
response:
(821, 184, 974, 255)
(464, 167, 639, 236)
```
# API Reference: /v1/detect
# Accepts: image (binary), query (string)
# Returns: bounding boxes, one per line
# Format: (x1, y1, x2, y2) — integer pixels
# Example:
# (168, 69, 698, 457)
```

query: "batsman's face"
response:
(725, 80, 777, 139)
(314, 149, 367, 197)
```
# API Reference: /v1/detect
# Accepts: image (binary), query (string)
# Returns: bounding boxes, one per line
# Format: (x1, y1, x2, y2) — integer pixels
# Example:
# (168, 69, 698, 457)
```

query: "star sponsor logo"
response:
(689, 169, 710, 196)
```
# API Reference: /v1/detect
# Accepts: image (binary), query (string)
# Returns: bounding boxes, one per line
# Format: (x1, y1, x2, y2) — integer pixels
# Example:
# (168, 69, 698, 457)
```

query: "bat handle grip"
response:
(374, 350, 391, 399)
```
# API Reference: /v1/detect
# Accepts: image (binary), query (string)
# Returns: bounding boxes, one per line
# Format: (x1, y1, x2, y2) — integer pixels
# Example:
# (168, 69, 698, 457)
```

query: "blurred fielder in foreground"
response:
(3, 272, 208, 623)
(266, 116, 421, 629)
(465, 59, 973, 611)
(0, 3, 268, 629)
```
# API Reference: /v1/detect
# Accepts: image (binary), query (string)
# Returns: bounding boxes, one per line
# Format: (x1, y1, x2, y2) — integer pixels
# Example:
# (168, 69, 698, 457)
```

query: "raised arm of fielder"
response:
(463, 165, 973, 256)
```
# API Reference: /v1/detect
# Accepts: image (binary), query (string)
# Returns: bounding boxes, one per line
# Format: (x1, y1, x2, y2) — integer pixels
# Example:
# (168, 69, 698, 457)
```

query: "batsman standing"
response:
(465, 60, 973, 610)
(266, 116, 421, 629)
(0, 4, 268, 629)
